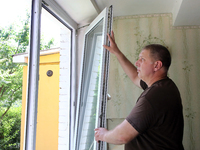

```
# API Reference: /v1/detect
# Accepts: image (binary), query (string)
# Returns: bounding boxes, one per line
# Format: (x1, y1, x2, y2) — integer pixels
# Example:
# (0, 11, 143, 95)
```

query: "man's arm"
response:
(94, 120, 139, 145)
(104, 31, 141, 88)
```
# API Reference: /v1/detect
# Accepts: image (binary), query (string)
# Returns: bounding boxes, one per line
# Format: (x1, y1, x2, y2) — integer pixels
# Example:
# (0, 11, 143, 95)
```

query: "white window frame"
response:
(24, 0, 77, 150)
(74, 6, 113, 150)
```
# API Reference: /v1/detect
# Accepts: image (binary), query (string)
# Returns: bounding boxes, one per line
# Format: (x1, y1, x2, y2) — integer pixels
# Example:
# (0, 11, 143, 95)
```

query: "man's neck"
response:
(146, 73, 168, 87)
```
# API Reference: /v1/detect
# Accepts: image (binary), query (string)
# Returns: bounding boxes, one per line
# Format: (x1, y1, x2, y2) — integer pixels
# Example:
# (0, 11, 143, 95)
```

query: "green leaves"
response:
(0, 105, 21, 149)
(0, 24, 24, 109)
(0, 13, 29, 150)
(40, 37, 55, 50)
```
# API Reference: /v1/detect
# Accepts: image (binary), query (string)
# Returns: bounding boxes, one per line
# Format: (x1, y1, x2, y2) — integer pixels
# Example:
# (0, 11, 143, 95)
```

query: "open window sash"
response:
(74, 6, 113, 150)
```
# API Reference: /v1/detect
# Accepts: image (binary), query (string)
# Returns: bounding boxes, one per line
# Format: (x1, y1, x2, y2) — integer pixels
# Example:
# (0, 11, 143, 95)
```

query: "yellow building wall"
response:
(20, 53, 60, 150)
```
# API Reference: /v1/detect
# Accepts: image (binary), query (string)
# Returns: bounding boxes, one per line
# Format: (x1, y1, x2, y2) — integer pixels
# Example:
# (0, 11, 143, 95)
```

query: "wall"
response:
(107, 13, 200, 150)
(58, 27, 71, 150)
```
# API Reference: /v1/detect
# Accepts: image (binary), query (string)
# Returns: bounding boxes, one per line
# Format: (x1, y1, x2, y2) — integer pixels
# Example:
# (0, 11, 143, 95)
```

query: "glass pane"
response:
(36, 7, 72, 150)
(77, 19, 103, 150)
(41, 8, 66, 48)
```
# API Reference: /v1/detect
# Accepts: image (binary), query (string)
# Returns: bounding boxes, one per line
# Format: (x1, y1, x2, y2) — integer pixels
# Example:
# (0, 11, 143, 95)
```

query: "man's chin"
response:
(138, 73, 142, 79)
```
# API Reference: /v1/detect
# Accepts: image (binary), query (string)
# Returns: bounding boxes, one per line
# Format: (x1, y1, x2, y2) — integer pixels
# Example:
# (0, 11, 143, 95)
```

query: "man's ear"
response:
(154, 61, 163, 71)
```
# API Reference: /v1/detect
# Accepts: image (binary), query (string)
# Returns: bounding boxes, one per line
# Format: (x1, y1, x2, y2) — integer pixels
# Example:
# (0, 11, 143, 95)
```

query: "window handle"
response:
(107, 94, 111, 100)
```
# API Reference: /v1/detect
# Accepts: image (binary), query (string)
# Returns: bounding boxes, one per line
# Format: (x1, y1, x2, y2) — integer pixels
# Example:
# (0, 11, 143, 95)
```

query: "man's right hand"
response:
(103, 31, 141, 88)
(103, 31, 121, 55)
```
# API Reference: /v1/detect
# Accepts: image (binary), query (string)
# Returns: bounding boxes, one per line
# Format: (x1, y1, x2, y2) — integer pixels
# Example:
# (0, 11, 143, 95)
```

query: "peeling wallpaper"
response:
(107, 13, 200, 150)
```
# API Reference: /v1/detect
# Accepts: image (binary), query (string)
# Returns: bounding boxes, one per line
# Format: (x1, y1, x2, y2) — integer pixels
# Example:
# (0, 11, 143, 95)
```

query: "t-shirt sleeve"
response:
(140, 80, 148, 90)
(126, 97, 154, 134)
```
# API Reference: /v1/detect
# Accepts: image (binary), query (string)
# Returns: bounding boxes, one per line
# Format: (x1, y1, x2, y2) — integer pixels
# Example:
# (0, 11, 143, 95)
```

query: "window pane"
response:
(77, 19, 103, 150)
(41, 8, 66, 48)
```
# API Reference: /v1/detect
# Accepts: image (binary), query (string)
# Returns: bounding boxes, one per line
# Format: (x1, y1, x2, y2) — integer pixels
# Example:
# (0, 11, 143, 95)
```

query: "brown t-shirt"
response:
(125, 78, 184, 150)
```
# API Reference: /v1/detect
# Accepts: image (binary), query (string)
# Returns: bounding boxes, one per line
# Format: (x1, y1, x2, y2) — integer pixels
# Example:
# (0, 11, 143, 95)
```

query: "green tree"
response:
(0, 17, 28, 150)
(0, 12, 55, 149)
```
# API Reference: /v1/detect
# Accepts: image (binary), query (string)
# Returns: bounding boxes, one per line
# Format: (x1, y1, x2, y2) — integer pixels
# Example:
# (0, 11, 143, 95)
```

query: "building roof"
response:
(12, 47, 60, 64)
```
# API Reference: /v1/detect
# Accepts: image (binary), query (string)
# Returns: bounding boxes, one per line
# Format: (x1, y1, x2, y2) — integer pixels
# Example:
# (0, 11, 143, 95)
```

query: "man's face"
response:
(135, 49, 155, 81)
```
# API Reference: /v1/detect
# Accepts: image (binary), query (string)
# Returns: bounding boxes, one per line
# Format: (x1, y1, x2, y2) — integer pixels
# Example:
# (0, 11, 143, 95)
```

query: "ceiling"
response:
(54, 0, 200, 27)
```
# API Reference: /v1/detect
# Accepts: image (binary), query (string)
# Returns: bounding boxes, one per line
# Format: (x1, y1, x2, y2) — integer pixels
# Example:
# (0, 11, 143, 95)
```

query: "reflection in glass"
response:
(77, 20, 103, 150)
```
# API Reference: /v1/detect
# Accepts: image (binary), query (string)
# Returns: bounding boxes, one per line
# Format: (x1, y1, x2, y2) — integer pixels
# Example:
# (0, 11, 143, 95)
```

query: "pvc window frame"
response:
(74, 6, 113, 150)
(23, 0, 77, 149)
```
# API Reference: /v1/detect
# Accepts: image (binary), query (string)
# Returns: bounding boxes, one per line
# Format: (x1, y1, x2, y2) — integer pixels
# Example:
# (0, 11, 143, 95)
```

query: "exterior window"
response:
(23, 1, 75, 149)
(75, 6, 113, 150)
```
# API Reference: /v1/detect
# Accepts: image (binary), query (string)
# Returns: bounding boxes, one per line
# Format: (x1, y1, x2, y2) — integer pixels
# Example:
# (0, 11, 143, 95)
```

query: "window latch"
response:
(107, 94, 111, 100)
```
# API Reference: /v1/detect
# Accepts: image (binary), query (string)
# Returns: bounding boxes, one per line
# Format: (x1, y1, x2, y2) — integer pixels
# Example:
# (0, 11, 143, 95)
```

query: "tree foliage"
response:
(0, 13, 30, 120)
(0, 12, 55, 149)
(0, 105, 21, 149)
(0, 18, 27, 149)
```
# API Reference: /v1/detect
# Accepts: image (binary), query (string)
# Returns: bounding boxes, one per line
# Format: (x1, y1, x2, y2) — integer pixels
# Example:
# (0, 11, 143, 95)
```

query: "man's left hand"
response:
(94, 128, 108, 142)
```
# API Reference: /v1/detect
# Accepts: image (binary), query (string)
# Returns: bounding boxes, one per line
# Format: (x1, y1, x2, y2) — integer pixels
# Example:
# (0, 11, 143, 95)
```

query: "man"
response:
(94, 31, 184, 150)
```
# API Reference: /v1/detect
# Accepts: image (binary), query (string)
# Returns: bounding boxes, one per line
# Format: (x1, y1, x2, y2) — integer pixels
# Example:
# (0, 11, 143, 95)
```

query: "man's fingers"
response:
(103, 45, 109, 50)
(107, 33, 114, 43)
(111, 31, 115, 41)
(94, 128, 100, 143)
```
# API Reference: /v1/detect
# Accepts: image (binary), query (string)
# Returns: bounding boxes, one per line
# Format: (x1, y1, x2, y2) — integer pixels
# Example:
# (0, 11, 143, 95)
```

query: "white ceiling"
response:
(54, 0, 200, 27)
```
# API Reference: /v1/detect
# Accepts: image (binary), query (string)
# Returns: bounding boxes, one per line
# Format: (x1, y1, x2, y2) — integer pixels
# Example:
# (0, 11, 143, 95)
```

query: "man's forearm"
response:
(103, 127, 129, 145)
(115, 50, 140, 87)
(95, 120, 139, 145)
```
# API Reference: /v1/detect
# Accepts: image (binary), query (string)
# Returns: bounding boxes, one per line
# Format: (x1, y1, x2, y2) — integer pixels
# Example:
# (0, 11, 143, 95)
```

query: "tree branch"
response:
(0, 86, 20, 123)
(0, 106, 11, 124)
(0, 86, 6, 98)
(0, 85, 4, 94)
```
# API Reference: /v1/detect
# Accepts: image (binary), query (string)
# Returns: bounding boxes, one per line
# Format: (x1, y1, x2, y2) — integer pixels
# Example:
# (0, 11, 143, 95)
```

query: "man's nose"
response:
(135, 60, 139, 67)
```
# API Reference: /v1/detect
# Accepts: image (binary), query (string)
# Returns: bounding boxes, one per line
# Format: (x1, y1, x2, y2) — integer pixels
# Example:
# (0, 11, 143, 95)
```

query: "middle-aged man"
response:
(94, 31, 184, 150)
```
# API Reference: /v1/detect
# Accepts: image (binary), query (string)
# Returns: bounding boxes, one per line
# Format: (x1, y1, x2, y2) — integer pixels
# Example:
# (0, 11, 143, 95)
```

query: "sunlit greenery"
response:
(0, 12, 54, 149)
